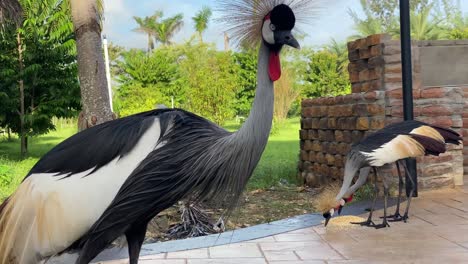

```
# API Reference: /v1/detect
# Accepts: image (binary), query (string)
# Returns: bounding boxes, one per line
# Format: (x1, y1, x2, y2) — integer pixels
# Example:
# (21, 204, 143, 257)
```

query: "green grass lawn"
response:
(0, 126, 77, 199)
(0, 118, 300, 199)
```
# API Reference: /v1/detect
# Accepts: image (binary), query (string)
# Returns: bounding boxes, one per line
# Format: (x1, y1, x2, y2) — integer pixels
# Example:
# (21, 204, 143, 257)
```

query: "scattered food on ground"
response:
(322, 215, 366, 230)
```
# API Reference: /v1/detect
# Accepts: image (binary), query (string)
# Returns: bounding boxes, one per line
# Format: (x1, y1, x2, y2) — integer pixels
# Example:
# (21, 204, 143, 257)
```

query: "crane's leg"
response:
(75, 223, 148, 264)
(387, 161, 404, 221)
(126, 222, 149, 264)
(401, 162, 415, 223)
(76, 231, 123, 264)
(351, 167, 378, 227)
(374, 174, 390, 229)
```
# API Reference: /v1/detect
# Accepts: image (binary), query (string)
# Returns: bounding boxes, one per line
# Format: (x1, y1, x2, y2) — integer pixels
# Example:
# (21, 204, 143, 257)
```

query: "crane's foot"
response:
(373, 221, 390, 229)
(351, 219, 375, 227)
(385, 212, 403, 221)
(402, 213, 409, 223)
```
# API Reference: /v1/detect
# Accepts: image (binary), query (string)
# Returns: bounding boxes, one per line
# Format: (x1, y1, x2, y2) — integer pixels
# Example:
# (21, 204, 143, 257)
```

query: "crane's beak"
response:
(338, 205, 343, 215)
(275, 30, 300, 49)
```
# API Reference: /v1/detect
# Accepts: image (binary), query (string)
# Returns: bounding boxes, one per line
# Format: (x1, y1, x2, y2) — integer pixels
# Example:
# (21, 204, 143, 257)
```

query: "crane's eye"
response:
(270, 23, 276, 31)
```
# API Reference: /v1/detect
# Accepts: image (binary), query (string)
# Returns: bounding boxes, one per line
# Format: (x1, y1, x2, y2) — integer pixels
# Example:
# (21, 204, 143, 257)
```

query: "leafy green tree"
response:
(114, 48, 181, 116)
(192, 6, 212, 43)
(115, 83, 167, 117)
(448, 10, 468, 39)
(324, 38, 348, 74)
(409, 5, 447, 40)
(348, 0, 458, 40)
(132, 11, 163, 52)
(348, 0, 389, 39)
(179, 44, 240, 125)
(0, 0, 80, 155)
(153, 13, 184, 46)
(294, 48, 351, 98)
(232, 50, 257, 116)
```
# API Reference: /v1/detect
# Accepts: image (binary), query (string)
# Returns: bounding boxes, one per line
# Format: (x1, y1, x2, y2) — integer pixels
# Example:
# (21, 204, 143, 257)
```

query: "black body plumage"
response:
(27, 109, 175, 178)
(46, 108, 263, 260)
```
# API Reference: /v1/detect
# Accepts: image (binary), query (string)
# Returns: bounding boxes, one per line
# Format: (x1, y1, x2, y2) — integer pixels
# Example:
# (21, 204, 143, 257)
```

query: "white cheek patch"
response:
(330, 208, 335, 217)
(262, 20, 275, 45)
(340, 199, 346, 206)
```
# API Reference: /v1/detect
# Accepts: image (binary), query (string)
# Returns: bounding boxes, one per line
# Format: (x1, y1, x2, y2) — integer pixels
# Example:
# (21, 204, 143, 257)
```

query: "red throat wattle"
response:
(268, 51, 281, 81)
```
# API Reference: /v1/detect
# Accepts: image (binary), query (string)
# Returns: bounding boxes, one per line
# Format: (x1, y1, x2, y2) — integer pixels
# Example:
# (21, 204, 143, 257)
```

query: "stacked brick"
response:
(299, 34, 464, 189)
(299, 91, 386, 187)
(463, 86, 468, 181)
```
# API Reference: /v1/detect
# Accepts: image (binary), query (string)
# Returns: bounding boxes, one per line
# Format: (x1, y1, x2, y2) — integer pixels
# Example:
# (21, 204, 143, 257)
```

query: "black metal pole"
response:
(399, 0, 418, 197)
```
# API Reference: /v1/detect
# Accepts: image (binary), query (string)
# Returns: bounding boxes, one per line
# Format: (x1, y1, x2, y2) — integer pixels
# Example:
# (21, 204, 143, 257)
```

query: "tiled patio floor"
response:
(99, 185, 468, 264)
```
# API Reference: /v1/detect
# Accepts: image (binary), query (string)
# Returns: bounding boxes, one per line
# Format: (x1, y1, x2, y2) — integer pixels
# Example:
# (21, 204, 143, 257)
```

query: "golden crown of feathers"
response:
(217, 0, 320, 48)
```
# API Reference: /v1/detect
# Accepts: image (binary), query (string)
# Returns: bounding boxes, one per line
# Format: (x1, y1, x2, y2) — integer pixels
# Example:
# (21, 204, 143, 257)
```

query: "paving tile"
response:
(327, 261, 388, 264)
(187, 258, 266, 264)
(140, 254, 167, 260)
(167, 248, 208, 259)
(209, 243, 263, 258)
(286, 227, 316, 234)
(95, 260, 129, 264)
(415, 213, 468, 225)
(259, 241, 328, 251)
(432, 224, 468, 243)
(269, 261, 325, 264)
(245, 236, 276, 243)
(139, 260, 186, 264)
(295, 247, 344, 260)
(262, 250, 299, 261)
(344, 225, 440, 242)
(273, 233, 321, 242)
(332, 239, 468, 261)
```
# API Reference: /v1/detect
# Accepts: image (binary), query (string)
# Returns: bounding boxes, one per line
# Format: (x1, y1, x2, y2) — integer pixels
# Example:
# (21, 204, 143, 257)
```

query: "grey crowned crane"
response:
(0, 1, 316, 263)
(318, 120, 461, 228)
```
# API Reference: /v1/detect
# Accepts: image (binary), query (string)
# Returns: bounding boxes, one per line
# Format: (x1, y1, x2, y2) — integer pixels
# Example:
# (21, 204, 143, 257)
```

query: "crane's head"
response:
(217, 0, 317, 81)
(261, 4, 300, 52)
(320, 195, 354, 226)
(314, 183, 342, 227)
(261, 4, 300, 81)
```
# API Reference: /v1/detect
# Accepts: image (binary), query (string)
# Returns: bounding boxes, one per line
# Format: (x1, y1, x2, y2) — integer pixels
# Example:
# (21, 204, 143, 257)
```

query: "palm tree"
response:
(70, 0, 114, 130)
(386, 4, 447, 40)
(154, 13, 184, 45)
(132, 11, 163, 52)
(192, 6, 212, 43)
(409, 6, 446, 40)
(348, 8, 384, 39)
(0, 0, 22, 24)
(325, 38, 348, 74)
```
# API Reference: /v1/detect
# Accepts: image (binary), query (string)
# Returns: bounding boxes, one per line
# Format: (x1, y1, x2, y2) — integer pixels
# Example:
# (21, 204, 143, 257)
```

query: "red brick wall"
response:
(299, 34, 464, 189)
(463, 86, 468, 182)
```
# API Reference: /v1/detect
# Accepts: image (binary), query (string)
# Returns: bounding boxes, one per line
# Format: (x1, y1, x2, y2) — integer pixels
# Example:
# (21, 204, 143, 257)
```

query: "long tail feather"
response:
(0, 181, 39, 264)
(431, 125, 462, 145)
(409, 134, 446, 156)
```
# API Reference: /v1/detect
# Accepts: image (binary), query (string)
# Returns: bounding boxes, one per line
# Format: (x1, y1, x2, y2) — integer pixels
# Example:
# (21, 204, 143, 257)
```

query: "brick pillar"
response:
(299, 34, 464, 189)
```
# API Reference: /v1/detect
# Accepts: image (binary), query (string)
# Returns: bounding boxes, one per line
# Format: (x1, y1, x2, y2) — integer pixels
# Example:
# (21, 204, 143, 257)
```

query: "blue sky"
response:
(102, 0, 468, 50)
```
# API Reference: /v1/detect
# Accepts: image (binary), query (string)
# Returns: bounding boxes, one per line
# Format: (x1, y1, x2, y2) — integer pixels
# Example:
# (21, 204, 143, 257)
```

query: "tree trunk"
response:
(7, 127, 11, 141)
(17, 31, 26, 157)
(70, 0, 114, 131)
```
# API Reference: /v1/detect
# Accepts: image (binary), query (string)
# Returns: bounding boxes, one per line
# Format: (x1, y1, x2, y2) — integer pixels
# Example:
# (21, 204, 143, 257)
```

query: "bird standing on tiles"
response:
(0, 1, 317, 264)
(318, 120, 461, 228)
